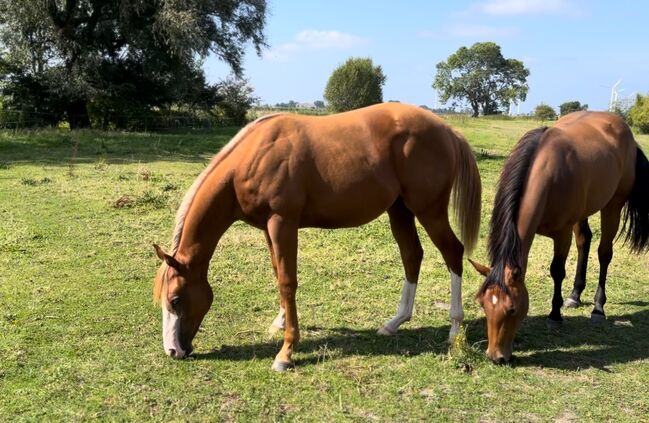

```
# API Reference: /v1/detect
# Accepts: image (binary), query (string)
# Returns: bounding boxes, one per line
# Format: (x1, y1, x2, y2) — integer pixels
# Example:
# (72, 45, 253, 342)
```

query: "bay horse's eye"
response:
(506, 307, 516, 316)
(170, 296, 181, 309)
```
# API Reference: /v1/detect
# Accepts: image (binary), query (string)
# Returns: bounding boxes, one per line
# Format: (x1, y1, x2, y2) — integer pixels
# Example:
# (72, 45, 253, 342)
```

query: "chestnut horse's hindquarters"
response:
(621, 146, 649, 253)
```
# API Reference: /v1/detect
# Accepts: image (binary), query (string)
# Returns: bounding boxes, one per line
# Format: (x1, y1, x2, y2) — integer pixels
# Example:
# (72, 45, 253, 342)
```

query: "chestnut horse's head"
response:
(153, 244, 213, 359)
(470, 259, 529, 364)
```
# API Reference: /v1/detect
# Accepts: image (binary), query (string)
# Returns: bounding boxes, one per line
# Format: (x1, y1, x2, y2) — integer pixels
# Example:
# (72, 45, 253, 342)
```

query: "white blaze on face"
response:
(162, 305, 185, 358)
(492, 295, 498, 305)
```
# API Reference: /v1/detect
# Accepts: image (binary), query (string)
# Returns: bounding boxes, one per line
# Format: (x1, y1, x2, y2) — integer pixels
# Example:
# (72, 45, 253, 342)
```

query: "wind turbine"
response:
(609, 79, 622, 111)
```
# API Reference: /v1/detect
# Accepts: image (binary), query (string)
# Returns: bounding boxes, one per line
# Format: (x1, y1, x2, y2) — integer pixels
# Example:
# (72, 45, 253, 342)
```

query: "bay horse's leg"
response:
(377, 199, 423, 336)
(565, 219, 592, 308)
(548, 229, 572, 328)
(264, 229, 286, 335)
(267, 215, 300, 371)
(592, 204, 623, 322)
(416, 206, 464, 341)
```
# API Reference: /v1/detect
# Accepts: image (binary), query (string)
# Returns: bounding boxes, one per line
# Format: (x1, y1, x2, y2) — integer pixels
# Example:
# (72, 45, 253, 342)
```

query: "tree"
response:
(0, 0, 268, 128)
(324, 57, 386, 112)
(314, 100, 325, 109)
(534, 103, 557, 120)
(629, 93, 649, 134)
(559, 101, 588, 116)
(214, 76, 259, 126)
(433, 42, 529, 117)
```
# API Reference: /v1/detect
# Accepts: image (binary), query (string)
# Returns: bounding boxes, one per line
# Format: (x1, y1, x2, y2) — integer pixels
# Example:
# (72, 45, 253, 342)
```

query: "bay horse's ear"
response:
(468, 258, 491, 277)
(153, 244, 182, 269)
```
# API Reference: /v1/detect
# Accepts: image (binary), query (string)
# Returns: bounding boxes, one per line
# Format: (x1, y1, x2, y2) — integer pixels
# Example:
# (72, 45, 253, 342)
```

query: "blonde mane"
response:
(154, 113, 284, 304)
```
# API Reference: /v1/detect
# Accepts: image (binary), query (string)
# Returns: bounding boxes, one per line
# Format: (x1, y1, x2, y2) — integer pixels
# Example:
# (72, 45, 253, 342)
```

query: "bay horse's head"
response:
(470, 259, 529, 364)
(153, 244, 213, 359)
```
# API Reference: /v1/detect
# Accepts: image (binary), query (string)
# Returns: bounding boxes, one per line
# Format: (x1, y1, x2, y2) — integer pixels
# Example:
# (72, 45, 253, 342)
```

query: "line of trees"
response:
(0, 0, 268, 129)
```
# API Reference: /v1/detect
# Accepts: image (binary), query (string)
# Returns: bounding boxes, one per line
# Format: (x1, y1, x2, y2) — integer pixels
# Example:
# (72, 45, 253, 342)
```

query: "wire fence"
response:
(0, 109, 241, 132)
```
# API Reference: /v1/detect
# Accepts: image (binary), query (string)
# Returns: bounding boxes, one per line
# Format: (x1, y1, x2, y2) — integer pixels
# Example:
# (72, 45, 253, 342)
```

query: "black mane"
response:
(478, 126, 548, 295)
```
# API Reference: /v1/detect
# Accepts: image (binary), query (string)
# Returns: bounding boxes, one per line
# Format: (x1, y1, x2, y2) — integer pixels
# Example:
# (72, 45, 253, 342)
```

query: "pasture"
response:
(1, 118, 649, 421)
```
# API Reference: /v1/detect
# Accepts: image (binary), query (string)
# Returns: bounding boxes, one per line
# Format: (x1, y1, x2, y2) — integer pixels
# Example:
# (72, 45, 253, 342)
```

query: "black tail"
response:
(622, 146, 649, 253)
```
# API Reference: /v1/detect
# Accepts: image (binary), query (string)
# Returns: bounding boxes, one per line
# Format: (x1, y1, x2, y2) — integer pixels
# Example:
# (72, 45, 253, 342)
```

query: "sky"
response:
(204, 0, 648, 114)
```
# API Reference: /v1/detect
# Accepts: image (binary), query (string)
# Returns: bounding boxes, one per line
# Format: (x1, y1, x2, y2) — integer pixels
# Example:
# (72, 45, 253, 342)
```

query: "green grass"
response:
(1, 121, 649, 421)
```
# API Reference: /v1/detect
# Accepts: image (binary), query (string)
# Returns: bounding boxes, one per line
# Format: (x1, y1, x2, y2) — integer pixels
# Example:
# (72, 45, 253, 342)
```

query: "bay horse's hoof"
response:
(563, 298, 580, 308)
(590, 311, 606, 324)
(546, 317, 563, 330)
(377, 326, 396, 336)
(271, 359, 295, 372)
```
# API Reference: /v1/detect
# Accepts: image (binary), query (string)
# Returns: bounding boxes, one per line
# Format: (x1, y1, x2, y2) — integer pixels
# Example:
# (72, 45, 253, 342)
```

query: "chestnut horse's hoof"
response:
(590, 311, 606, 324)
(546, 317, 563, 330)
(563, 297, 580, 308)
(376, 326, 396, 336)
(271, 359, 295, 372)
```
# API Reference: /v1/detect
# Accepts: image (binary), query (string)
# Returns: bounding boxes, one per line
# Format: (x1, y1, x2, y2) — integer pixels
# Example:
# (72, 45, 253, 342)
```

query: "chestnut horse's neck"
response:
(170, 114, 283, 269)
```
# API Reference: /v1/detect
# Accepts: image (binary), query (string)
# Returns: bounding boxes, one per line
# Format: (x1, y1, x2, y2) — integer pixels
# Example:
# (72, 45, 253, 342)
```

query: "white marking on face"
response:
(492, 295, 498, 305)
(162, 306, 185, 358)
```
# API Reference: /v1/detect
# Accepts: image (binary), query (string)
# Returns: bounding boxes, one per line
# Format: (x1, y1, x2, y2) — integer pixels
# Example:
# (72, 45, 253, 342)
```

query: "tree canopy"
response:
(559, 101, 588, 116)
(534, 103, 557, 120)
(433, 42, 529, 117)
(324, 57, 386, 113)
(629, 93, 649, 134)
(0, 0, 268, 128)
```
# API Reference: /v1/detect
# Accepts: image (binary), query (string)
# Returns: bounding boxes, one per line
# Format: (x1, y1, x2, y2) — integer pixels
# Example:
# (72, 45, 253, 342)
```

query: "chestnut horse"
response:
(471, 111, 649, 363)
(152, 102, 482, 371)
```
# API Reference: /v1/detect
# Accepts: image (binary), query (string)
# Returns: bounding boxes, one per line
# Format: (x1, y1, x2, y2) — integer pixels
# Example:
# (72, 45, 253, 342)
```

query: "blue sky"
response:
(205, 0, 648, 113)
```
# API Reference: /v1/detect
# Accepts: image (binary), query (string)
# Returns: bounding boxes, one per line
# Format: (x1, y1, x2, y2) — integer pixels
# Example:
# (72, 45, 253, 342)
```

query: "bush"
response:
(534, 103, 557, 121)
(629, 93, 649, 134)
(559, 101, 588, 116)
(214, 76, 259, 126)
(324, 57, 386, 112)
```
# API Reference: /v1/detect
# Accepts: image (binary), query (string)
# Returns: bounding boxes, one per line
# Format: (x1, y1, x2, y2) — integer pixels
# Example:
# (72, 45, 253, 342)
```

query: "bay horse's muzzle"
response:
(166, 345, 193, 359)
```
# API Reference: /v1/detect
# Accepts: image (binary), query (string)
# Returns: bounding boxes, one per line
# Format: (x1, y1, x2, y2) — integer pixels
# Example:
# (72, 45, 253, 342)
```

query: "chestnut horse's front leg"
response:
(267, 215, 300, 371)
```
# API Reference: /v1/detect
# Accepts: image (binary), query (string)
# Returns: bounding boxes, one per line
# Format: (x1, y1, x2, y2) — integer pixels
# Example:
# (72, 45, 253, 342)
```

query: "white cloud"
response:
(263, 30, 368, 62)
(471, 0, 577, 16)
(419, 24, 516, 39)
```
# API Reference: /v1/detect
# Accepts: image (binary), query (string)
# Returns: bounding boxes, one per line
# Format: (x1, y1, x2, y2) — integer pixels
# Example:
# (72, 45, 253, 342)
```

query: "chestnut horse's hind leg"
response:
(264, 230, 286, 335)
(267, 215, 300, 371)
(378, 199, 423, 336)
(565, 219, 592, 308)
(548, 229, 572, 328)
(416, 206, 464, 341)
(592, 203, 623, 322)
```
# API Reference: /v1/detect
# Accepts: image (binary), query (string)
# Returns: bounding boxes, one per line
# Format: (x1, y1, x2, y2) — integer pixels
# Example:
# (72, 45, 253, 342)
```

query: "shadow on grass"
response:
(194, 307, 649, 370)
(0, 128, 238, 166)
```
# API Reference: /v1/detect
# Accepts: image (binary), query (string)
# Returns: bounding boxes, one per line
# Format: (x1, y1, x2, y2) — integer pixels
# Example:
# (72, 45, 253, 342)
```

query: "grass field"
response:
(1, 117, 649, 421)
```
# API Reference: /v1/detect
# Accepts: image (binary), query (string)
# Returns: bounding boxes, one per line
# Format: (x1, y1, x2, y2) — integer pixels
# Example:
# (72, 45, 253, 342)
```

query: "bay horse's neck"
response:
(174, 169, 238, 269)
(515, 178, 550, 273)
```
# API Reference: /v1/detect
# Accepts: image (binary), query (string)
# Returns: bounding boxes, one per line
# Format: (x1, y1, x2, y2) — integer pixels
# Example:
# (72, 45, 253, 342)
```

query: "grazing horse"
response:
(152, 102, 482, 371)
(470, 111, 649, 364)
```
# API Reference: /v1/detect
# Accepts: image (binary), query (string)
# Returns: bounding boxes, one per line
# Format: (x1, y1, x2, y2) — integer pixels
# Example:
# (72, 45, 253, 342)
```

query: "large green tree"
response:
(324, 57, 386, 112)
(0, 0, 267, 128)
(433, 42, 529, 117)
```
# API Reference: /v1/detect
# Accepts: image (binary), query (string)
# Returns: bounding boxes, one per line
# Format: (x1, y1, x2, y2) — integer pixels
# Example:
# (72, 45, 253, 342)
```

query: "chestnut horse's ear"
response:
(153, 244, 182, 269)
(468, 258, 491, 277)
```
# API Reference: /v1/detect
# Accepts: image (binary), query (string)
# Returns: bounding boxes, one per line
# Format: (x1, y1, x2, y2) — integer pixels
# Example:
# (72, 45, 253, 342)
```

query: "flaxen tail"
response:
(451, 130, 482, 255)
(622, 146, 649, 253)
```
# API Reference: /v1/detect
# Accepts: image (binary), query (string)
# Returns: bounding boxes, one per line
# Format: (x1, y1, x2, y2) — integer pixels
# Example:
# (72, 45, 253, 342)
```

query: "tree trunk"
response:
(67, 100, 91, 129)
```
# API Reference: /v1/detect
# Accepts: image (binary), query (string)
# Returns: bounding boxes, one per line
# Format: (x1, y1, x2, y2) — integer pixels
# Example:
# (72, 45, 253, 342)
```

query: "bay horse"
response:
(470, 111, 649, 364)
(152, 102, 482, 371)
